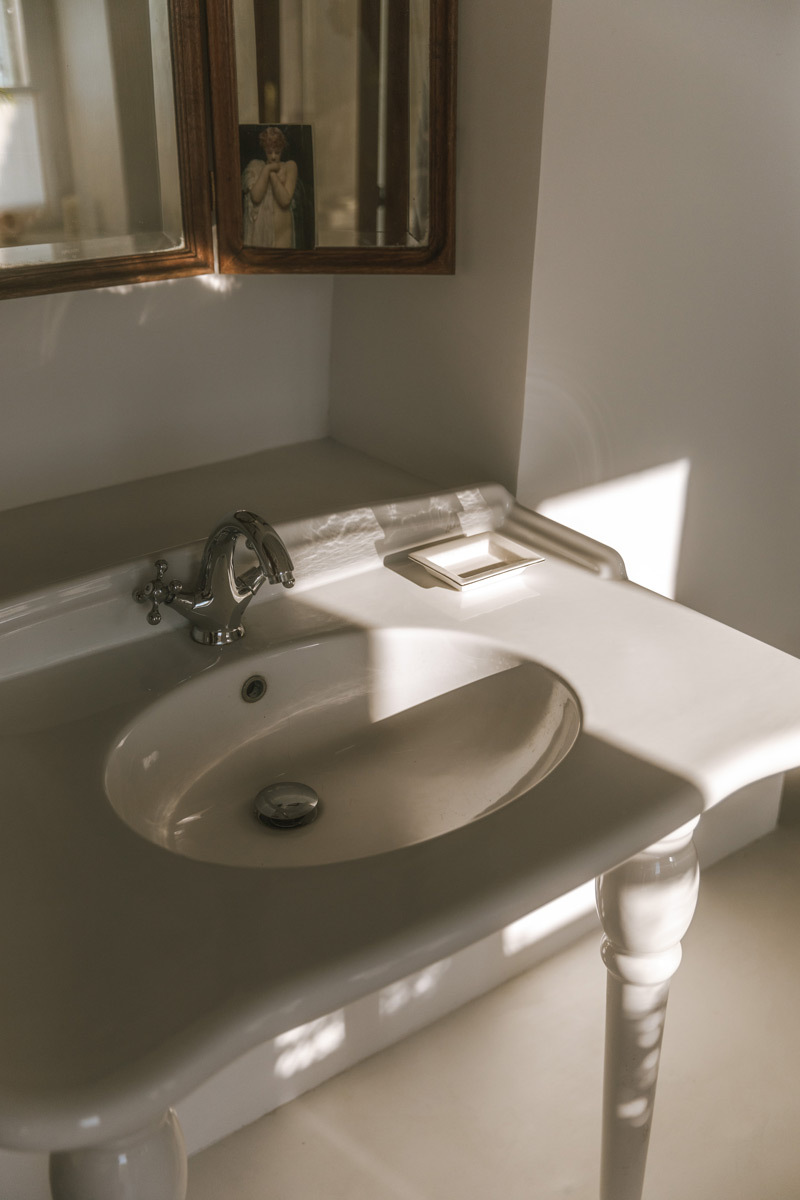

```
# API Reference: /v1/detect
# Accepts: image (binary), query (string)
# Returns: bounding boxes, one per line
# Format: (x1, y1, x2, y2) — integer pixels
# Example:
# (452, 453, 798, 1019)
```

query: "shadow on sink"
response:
(105, 627, 581, 868)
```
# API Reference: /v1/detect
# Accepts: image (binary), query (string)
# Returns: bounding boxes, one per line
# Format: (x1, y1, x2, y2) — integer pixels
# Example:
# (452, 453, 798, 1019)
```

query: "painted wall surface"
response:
(327, 0, 552, 491)
(1, 0, 551, 515)
(0, 275, 333, 512)
(3, 0, 798, 665)
(517, 0, 800, 655)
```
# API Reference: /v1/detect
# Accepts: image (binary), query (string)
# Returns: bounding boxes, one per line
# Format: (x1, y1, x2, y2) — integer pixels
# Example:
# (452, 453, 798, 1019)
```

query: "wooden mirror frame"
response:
(206, 0, 457, 275)
(0, 0, 214, 302)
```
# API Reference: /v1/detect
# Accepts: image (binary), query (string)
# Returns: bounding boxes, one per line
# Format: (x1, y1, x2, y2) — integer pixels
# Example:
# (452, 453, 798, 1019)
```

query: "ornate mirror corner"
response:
(207, 0, 457, 275)
(0, 0, 214, 302)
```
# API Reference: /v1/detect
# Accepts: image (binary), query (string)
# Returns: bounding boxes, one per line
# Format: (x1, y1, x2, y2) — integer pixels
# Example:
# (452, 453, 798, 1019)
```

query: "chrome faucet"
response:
(134, 510, 295, 645)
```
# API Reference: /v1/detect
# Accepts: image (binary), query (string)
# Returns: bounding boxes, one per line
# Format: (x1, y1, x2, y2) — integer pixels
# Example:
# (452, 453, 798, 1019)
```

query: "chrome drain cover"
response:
(255, 782, 320, 829)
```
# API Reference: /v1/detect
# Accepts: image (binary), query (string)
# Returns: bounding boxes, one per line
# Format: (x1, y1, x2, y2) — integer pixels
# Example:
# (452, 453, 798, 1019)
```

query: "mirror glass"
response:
(0, 0, 184, 270)
(231, 0, 431, 250)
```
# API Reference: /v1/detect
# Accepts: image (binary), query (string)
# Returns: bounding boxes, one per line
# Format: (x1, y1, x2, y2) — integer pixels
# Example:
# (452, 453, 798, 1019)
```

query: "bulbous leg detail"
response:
(49, 1108, 187, 1200)
(596, 819, 700, 1200)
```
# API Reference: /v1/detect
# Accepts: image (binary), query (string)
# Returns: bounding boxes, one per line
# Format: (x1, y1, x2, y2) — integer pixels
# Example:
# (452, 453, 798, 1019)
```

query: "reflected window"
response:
(0, 0, 184, 269)
(0, 1, 28, 86)
(0, 1, 46, 245)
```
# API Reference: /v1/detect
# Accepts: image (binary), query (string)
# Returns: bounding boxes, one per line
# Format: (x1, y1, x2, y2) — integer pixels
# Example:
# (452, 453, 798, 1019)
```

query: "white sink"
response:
(105, 627, 580, 868)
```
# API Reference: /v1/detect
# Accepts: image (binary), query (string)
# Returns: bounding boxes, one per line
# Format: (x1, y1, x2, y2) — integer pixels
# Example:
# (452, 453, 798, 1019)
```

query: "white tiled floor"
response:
(188, 824, 800, 1199)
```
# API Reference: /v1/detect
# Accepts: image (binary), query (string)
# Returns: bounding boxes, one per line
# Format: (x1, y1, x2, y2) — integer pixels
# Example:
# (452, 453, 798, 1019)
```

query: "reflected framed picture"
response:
(239, 124, 316, 250)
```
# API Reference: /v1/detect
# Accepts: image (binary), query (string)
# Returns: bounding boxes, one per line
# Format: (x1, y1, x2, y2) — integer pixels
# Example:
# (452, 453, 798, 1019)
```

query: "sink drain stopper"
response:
(255, 782, 320, 829)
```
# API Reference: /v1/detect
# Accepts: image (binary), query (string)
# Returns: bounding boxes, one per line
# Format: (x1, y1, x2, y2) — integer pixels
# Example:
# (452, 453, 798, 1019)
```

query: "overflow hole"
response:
(242, 675, 268, 703)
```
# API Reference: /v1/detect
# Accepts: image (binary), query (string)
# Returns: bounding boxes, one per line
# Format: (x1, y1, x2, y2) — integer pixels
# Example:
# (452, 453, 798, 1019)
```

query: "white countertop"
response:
(2, 464, 800, 1155)
(314, 550, 800, 808)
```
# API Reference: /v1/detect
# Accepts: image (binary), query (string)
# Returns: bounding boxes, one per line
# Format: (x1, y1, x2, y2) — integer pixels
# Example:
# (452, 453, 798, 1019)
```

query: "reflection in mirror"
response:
(0, 0, 184, 269)
(232, 0, 431, 249)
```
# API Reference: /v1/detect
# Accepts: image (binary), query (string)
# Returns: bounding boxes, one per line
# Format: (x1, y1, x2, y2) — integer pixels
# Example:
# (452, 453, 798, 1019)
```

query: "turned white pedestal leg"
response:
(595, 818, 700, 1200)
(49, 1108, 187, 1200)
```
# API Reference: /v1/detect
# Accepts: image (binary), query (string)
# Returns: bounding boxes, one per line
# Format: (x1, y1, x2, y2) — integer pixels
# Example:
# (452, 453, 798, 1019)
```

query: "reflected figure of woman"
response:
(242, 127, 298, 248)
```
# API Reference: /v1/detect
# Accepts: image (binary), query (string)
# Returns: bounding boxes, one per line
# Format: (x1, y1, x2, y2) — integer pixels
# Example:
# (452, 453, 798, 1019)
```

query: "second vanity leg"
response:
(49, 1108, 187, 1200)
(595, 818, 700, 1200)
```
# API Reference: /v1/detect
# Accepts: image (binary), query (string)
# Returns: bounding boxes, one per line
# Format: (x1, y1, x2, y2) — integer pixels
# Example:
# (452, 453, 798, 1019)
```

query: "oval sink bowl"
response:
(105, 628, 580, 867)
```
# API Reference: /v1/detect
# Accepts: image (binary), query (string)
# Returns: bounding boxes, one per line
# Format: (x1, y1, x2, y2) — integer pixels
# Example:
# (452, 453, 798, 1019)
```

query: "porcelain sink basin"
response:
(105, 627, 580, 868)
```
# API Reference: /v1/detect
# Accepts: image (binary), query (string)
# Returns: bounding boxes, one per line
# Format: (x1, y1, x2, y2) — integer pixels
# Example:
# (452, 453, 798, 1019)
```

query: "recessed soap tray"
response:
(408, 532, 544, 590)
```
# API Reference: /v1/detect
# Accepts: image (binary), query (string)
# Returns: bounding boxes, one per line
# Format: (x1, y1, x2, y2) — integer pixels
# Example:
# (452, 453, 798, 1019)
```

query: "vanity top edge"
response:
(0, 483, 629, 641)
(0, 481, 514, 608)
(0, 438, 438, 603)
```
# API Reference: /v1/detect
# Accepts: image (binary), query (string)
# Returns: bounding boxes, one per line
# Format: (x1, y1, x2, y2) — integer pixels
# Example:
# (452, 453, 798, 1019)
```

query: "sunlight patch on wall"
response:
(196, 272, 241, 294)
(502, 880, 596, 956)
(538, 458, 691, 598)
(105, 279, 171, 295)
(273, 1010, 346, 1079)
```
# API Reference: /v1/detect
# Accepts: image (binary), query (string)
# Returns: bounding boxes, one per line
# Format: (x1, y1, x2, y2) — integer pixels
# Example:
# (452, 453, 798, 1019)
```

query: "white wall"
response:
(327, 0, 552, 490)
(517, 0, 800, 656)
(0, 274, 333, 512)
(2, 0, 550, 516)
(4, 0, 799, 664)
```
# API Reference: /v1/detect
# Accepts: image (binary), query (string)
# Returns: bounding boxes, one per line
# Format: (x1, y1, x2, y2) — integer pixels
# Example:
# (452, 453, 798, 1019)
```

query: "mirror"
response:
(0, 0, 456, 297)
(0, 0, 212, 298)
(208, 0, 456, 273)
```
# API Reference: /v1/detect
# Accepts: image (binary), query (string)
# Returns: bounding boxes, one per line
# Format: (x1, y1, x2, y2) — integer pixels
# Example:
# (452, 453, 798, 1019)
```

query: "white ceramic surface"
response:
(105, 628, 580, 868)
(49, 1110, 187, 1200)
(3, 482, 800, 1167)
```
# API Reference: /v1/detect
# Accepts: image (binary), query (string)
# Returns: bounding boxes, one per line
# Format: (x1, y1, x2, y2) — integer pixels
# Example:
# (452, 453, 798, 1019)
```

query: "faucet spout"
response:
(241, 510, 295, 588)
(198, 510, 295, 594)
(133, 509, 295, 646)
